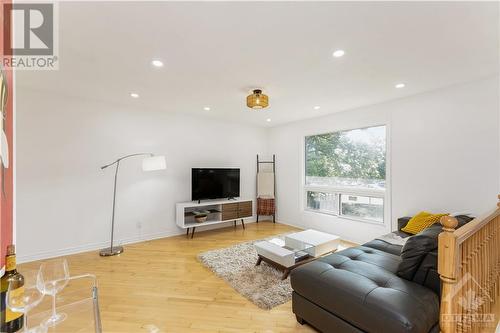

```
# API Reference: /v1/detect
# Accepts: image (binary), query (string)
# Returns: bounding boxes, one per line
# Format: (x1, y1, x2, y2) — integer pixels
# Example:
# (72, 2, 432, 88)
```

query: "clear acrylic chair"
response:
(28, 274, 102, 333)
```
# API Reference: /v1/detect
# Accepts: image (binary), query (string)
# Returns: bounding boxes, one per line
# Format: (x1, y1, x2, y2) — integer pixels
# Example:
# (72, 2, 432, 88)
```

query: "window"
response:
(304, 125, 386, 223)
(306, 190, 337, 214)
(339, 194, 384, 223)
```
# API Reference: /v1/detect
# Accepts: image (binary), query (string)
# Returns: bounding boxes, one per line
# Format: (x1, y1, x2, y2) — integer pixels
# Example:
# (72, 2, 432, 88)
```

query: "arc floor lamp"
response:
(100, 153, 166, 257)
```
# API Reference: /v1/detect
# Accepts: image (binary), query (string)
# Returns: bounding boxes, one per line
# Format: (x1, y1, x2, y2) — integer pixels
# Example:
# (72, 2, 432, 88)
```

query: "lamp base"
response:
(99, 246, 124, 257)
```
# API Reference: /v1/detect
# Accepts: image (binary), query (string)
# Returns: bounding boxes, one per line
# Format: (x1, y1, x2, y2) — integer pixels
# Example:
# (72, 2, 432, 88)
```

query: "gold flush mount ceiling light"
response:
(246, 89, 269, 109)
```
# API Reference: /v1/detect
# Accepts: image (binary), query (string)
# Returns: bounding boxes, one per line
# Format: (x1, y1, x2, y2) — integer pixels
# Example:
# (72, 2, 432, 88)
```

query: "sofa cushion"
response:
(397, 225, 440, 280)
(412, 251, 440, 295)
(362, 239, 403, 256)
(362, 217, 413, 256)
(328, 246, 402, 272)
(291, 248, 440, 333)
(398, 216, 412, 231)
(397, 215, 474, 281)
(363, 229, 411, 256)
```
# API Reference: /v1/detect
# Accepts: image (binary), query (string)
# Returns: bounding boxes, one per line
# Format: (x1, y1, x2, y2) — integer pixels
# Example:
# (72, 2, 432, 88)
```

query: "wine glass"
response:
(7, 268, 46, 333)
(39, 258, 70, 327)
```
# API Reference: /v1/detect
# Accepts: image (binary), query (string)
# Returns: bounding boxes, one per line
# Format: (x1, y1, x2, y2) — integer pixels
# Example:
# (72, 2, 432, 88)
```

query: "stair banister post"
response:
(438, 215, 459, 333)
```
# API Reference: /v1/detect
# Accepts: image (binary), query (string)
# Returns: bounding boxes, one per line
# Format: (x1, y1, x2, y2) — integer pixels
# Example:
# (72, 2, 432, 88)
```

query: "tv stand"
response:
(176, 198, 253, 238)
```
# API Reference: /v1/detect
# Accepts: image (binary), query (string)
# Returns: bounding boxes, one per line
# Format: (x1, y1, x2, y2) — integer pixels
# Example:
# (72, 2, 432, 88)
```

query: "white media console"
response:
(176, 198, 253, 238)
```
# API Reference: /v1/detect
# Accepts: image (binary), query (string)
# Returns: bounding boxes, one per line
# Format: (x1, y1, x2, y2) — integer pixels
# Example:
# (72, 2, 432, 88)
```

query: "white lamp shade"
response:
(142, 155, 166, 172)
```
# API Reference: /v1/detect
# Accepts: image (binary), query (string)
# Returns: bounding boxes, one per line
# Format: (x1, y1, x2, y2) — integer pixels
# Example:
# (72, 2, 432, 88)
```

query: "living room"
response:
(0, 1, 499, 332)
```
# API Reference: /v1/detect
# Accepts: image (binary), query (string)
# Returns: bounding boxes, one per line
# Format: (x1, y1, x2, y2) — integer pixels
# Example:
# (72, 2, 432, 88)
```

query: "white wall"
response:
(268, 77, 499, 244)
(16, 90, 267, 262)
(16, 76, 499, 260)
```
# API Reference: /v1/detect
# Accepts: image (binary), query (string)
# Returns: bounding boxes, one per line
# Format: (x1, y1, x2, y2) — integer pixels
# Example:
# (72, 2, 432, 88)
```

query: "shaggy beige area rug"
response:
(197, 234, 293, 310)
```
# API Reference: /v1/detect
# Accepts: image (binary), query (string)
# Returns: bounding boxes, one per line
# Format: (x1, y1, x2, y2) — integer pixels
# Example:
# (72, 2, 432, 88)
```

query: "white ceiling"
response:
(17, 1, 499, 126)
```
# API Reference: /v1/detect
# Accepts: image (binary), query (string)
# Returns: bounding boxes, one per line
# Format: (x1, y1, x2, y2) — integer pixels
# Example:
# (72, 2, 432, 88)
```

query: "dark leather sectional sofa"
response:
(290, 216, 473, 333)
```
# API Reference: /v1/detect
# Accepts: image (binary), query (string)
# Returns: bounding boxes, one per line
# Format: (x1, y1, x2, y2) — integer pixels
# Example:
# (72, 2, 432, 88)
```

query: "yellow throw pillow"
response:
(401, 211, 449, 235)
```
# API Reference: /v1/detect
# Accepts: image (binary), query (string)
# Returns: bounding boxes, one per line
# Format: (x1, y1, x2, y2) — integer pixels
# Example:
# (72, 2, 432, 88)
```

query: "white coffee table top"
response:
(285, 229, 339, 245)
(254, 240, 294, 257)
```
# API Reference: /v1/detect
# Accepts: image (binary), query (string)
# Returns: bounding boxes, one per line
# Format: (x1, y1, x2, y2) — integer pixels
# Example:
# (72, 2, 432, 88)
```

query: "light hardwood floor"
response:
(17, 222, 500, 333)
(20, 222, 322, 333)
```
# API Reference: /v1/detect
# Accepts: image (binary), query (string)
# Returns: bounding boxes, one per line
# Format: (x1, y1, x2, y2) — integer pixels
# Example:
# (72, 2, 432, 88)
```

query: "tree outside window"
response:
(304, 125, 386, 223)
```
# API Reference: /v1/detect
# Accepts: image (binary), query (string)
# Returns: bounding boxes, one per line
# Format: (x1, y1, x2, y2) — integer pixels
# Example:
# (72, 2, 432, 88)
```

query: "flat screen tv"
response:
(192, 168, 240, 201)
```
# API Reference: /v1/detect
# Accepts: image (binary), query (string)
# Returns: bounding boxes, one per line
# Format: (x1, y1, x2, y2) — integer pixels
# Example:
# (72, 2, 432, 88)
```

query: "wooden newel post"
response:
(438, 215, 459, 333)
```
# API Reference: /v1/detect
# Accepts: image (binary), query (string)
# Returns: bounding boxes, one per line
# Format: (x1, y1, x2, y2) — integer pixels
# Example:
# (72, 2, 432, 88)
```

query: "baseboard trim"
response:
(17, 229, 183, 264)
(18, 219, 259, 264)
(274, 219, 304, 230)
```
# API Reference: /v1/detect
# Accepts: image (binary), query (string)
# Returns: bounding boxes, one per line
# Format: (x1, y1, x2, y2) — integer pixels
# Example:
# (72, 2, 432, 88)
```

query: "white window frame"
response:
(302, 124, 390, 226)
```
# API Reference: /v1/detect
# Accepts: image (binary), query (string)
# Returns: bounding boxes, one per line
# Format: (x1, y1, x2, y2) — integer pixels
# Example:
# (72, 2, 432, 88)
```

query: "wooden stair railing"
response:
(438, 195, 500, 333)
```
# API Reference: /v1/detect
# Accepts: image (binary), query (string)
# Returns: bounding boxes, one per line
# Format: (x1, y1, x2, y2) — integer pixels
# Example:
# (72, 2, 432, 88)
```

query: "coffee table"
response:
(254, 229, 340, 279)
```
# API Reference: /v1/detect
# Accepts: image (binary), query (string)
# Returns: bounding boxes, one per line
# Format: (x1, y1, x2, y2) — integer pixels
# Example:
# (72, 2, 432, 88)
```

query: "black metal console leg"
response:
(273, 214, 276, 223)
(256, 214, 259, 223)
(191, 227, 196, 239)
(241, 219, 245, 229)
(234, 220, 236, 228)
(296, 315, 305, 325)
(186, 228, 190, 237)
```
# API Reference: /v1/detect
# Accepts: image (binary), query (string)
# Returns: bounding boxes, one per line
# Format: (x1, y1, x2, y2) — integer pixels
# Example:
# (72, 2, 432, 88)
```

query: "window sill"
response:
(303, 209, 385, 226)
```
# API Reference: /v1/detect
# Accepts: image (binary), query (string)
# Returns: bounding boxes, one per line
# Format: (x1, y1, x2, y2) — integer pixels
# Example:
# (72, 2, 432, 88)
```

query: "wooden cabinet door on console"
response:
(238, 201, 252, 218)
(222, 203, 239, 221)
(221, 201, 252, 220)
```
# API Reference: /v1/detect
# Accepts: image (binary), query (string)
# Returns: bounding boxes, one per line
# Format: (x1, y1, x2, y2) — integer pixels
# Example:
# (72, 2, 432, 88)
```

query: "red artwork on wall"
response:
(0, 0, 14, 276)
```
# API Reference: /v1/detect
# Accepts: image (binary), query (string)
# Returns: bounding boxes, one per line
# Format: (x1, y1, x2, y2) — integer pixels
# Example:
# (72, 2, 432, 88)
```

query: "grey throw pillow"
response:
(397, 215, 473, 280)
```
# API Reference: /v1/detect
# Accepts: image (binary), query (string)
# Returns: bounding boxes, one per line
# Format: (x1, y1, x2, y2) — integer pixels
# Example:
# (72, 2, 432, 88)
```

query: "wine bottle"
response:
(1, 245, 24, 332)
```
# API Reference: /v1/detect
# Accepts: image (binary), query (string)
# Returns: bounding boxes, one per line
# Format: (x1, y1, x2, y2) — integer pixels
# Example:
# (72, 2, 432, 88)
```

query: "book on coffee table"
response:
(294, 250, 310, 263)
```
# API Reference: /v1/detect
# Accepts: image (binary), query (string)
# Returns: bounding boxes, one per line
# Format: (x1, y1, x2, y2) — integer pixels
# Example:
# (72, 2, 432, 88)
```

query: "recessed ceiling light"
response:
(395, 83, 406, 89)
(332, 50, 345, 58)
(266, 118, 271, 122)
(151, 59, 164, 67)
(203, 106, 211, 111)
(130, 93, 139, 98)
(313, 106, 321, 110)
